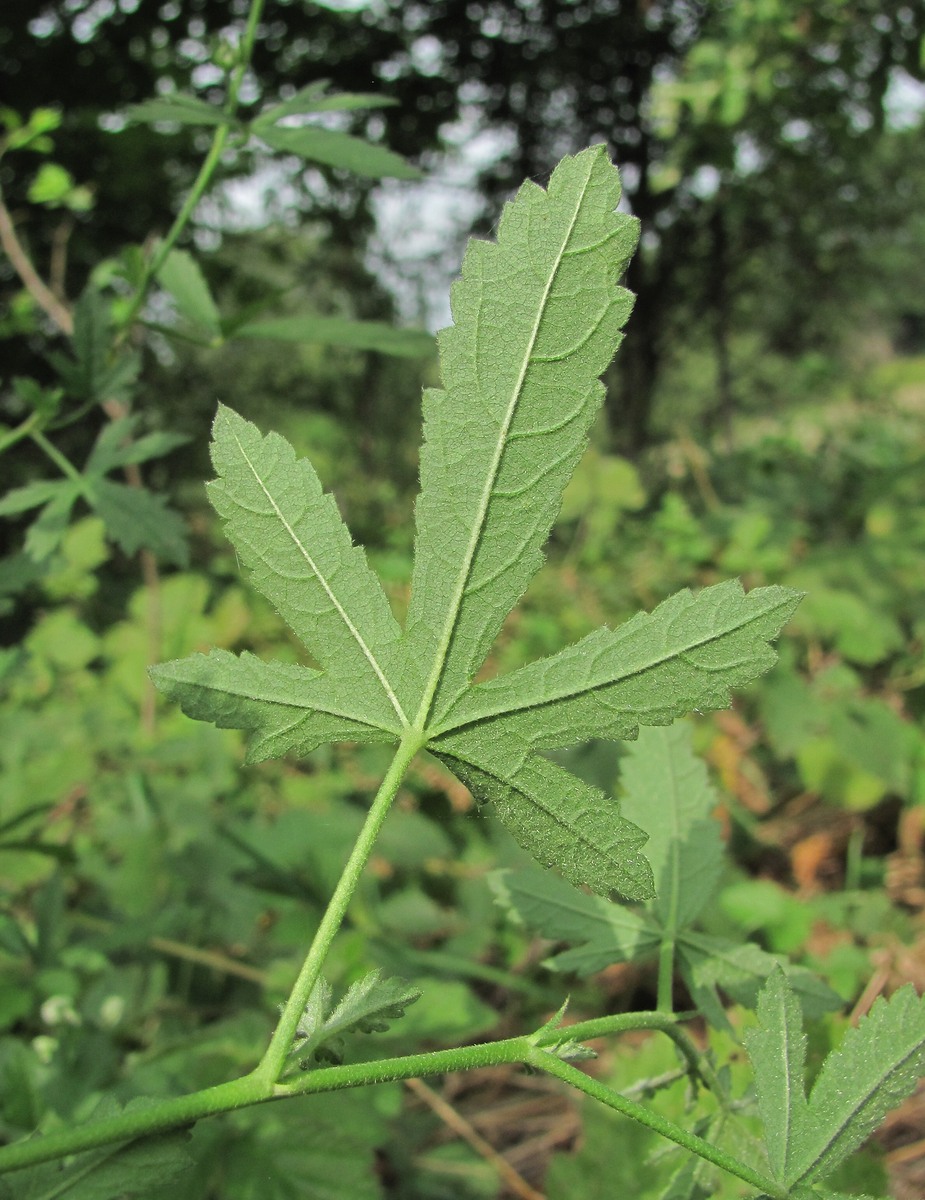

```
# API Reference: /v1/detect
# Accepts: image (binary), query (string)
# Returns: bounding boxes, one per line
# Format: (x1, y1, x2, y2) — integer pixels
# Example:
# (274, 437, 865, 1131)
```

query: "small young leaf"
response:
(786, 983, 925, 1187)
(156, 248, 222, 338)
(293, 970, 421, 1066)
(743, 967, 811, 1184)
(257, 125, 420, 180)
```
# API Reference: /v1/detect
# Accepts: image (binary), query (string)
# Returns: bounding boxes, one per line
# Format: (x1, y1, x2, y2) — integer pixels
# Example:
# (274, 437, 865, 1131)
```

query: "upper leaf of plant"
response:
(152, 146, 800, 902)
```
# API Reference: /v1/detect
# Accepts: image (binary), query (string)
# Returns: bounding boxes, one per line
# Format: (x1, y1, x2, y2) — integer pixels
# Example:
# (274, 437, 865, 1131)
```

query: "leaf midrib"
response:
(413, 155, 599, 733)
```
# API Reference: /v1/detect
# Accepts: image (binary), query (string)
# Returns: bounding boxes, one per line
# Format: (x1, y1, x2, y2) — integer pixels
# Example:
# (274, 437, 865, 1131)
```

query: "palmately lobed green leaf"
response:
(404, 145, 639, 726)
(149, 650, 400, 762)
(207, 405, 407, 732)
(434, 580, 802, 745)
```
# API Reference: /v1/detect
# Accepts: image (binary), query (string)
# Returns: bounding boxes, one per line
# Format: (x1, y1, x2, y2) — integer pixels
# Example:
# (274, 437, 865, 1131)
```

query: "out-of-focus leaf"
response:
(156, 248, 222, 339)
(257, 124, 420, 179)
(125, 94, 229, 128)
(233, 315, 433, 358)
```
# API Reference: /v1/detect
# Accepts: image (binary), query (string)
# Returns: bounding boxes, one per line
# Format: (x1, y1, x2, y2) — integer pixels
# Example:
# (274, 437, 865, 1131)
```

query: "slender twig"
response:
(114, 0, 267, 341)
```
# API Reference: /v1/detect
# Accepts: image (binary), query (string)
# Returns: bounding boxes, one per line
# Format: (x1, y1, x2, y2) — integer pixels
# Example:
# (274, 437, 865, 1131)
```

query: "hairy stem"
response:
(656, 933, 676, 1013)
(530, 1049, 786, 1199)
(256, 731, 426, 1083)
(0, 1002, 732, 1177)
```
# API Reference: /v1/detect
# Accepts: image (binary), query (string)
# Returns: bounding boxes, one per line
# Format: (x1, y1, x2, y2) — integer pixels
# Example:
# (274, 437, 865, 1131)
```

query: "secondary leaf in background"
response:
(233, 315, 433, 358)
(125, 93, 231, 128)
(490, 866, 660, 974)
(620, 724, 723, 933)
(0, 1097, 192, 1199)
(492, 724, 839, 1020)
(257, 125, 420, 180)
(156, 248, 222, 341)
(48, 288, 140, 405)
(4, 417, 190, 564)
(677, 933, 840, 1029)
(404, 146, 639, 726)
(251, 81, 397, 128)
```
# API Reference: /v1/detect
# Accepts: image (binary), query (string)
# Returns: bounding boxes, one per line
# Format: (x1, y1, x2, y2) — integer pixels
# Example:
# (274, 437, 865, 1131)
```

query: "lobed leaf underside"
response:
(152, 146, 801, 901)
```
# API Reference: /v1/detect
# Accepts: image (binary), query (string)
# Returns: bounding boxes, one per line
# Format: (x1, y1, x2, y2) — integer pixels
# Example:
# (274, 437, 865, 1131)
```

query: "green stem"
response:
(657, 932, 676, 1013)
(0, 411, 42, 456)
(0, 1009, 732, 1179)
(554, 1012, 726, 1100)
(31, 428, 94, 500)
(530, 1049, 787, 1199)
(255, 732, 426, 1083)
(115, 0, 267, 340)
(0, 1074, 270, 1176)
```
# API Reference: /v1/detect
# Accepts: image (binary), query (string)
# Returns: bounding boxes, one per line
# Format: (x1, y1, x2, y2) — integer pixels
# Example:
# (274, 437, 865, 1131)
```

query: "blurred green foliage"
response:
(2, 1, 925, 1194)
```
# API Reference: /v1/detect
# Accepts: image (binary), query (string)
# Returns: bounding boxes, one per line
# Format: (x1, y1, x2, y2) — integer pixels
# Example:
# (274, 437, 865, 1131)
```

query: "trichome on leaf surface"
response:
(4, 145, 924, 1200)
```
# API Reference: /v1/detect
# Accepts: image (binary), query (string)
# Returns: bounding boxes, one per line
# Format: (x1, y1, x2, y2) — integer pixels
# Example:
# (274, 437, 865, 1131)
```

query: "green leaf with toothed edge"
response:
(149, 650, 400, 763)
(152, 147, 800, 902)
(206, 404, 408, 733)
(403, 147, 639, 728)
(430, 582, 802, 748)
